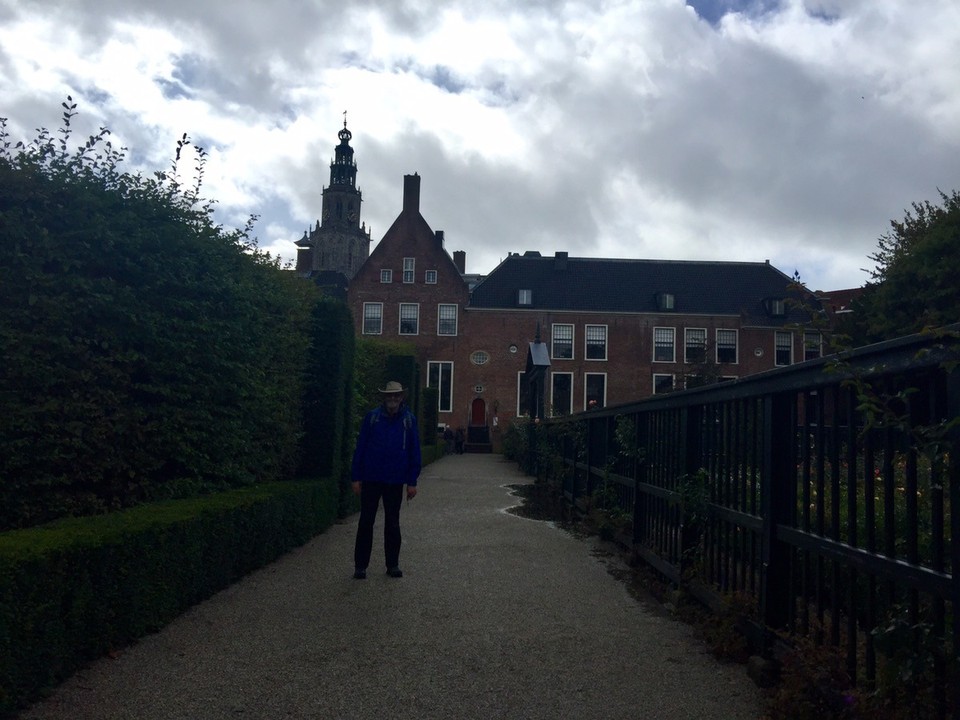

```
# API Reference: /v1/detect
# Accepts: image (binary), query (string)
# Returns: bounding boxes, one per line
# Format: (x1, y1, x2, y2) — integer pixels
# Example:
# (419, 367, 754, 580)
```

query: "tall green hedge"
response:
(298, 298, 356, 515)
(0, 110, 325, 529)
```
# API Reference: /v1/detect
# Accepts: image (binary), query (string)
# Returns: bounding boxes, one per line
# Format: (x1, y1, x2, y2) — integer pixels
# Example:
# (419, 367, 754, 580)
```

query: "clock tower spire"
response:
(295, 115, 372, 281)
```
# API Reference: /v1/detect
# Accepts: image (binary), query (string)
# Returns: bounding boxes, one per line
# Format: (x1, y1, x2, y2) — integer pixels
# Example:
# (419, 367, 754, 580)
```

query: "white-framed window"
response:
(585, 324, 607, 360)
(551, 372, 573, 416)
(437, 304, 458, 336)
(516, 371, 529, 416)
(767, 298, 786, 317)
(656, 292, 675, 311)
(804, 331, 822, 361)
(653, 327, 675, 363)
(362, 303, 382, 335)
(403, 257, 415, 283)
(716, 329, 738, 364)
(425, 269, 437, 284)
(551, 323, 574, 359)
(470, 350, 489, 366)
(775, 331, 793, 366)
(684, 328, 707, 364)
(653, 373, 674, 394)
(518, 289, 532, 306)
(399, 303, 419, 335)
(584, 373, 606, 410)
(428, 361, 453, 413)
(380, 269, 392, 283)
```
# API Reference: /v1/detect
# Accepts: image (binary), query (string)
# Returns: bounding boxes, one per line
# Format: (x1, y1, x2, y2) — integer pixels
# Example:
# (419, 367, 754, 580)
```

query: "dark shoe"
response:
(386, 567, 403, 578)
(353, 569, 367, 580)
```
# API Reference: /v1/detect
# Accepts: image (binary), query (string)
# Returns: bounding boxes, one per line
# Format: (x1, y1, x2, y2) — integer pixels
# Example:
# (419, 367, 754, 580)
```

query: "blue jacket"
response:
(351, 404, 421, 486)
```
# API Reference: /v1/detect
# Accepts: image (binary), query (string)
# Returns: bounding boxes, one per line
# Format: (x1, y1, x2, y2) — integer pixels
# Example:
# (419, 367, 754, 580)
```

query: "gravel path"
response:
(21, 454, 764, 719)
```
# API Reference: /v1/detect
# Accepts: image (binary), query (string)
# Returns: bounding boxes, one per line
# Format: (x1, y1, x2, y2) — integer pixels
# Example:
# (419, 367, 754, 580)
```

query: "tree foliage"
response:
(853, 190, 960, 343)
(0, 99, 324, 529)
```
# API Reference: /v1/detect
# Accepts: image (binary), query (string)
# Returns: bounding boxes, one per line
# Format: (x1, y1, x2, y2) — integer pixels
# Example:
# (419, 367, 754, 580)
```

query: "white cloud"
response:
(1, 0, 958, 290)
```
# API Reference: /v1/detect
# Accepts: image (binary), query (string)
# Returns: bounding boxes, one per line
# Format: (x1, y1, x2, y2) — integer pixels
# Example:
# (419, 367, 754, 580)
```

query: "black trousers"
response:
(354, 482, 404, 570)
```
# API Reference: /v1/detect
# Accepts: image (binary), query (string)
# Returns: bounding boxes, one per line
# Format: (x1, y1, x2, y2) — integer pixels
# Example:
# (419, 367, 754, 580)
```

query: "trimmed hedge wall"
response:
(0, 116, 332, 530)
(0, 478, 338, 717)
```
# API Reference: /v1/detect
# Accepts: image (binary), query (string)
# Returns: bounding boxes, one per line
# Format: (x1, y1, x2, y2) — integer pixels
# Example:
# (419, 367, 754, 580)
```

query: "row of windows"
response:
(651, 328, 821, 365)
(517, 371, 607, 416)
(550, 323, 608, 360)
(652, 327, 738, 363)
(363, 303, 458, 336)
(775, 330, 823, 366)
(426, 332, 821, 418)
(426, 362, 609, 418)
(651, 373, 738, 394)
(380, 258, 438, 285)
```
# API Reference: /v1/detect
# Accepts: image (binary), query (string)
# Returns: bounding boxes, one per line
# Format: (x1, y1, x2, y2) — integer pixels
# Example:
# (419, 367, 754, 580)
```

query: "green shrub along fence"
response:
(0, 478, 339, 717)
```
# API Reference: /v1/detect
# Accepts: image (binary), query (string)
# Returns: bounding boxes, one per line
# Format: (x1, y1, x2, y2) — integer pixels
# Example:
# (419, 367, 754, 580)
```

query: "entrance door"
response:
(470, 398, 486, 426)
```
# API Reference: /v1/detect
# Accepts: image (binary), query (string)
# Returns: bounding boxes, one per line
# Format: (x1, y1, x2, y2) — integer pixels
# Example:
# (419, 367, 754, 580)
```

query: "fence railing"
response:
(534, 327, 959, 716)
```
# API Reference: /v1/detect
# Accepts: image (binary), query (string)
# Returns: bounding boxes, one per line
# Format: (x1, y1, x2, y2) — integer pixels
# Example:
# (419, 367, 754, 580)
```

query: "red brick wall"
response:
(345, 175, 817, 450)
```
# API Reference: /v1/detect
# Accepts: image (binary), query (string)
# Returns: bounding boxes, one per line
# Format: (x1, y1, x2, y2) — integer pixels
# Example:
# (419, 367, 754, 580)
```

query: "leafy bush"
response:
(0, 102, 327, 529)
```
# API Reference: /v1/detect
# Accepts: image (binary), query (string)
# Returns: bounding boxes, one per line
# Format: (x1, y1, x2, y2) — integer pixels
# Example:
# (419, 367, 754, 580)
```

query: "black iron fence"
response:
(534, 328, 959, 716)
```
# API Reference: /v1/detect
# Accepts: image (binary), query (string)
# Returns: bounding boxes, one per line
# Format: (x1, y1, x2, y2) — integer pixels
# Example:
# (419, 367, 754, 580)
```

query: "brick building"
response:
(346, 173, 822, 451)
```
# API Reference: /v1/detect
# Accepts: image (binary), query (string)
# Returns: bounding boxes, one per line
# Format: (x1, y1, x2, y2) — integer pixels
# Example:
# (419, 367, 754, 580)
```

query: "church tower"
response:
(295, 115, 372, 281)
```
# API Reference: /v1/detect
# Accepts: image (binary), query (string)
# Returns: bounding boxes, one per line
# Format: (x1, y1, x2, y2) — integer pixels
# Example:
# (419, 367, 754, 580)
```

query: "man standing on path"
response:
(351, 381, 421, 579)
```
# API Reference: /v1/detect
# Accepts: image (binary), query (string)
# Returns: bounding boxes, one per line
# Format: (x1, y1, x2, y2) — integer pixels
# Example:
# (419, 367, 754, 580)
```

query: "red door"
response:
(470, 398, 486, 426)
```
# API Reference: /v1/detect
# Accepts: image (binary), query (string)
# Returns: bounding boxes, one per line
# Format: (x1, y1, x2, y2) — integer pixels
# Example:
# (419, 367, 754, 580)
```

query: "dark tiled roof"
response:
(469, 255, 815, 323)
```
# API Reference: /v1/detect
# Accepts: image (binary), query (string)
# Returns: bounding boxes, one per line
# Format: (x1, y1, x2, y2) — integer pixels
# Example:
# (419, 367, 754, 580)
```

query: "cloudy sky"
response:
(2, 0, 958, 291)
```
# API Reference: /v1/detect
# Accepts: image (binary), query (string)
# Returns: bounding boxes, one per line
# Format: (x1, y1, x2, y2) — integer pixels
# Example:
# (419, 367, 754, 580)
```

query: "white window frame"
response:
(585, 324, 608, 361)
(516, 371, 529, 416)
(403, 257, 415, 284)
(380, 269, 392, 283)
(362, 303, 383, 335)
(583, 372, 607, 410)
(551, 323, 574, 360)
(518, 289, 532, 306)
(804, 330, 822, 361)
(428, 361, 454, 413)
(684, 328, 707, 364)
(652, 373, 674, 395)
(399, 303, 419, 335)
(437, 304, 458, 336)
(716, 328, 738, 364)
(550, 372, 574, 416)
(425, 269, 437, 284)
(775, 331, 793, 366)
(653, 327, 676, 363)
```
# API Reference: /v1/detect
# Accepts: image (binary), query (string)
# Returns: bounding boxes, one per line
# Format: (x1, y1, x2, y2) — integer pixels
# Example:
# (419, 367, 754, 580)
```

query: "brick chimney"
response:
(453, 250, 466, 274)
(403, 173, 420, 213)
(435, 230, 444, 247)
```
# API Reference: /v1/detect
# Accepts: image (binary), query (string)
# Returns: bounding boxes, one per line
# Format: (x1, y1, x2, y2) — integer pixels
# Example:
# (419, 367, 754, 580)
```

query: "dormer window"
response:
(656, 292, 675, 311)
(766, 298, 786, 317)
(518, 289, 532, 306)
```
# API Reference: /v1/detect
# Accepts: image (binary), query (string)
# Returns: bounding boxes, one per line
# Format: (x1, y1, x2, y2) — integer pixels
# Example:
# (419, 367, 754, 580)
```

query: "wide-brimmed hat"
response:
(378, 381, 405, 394)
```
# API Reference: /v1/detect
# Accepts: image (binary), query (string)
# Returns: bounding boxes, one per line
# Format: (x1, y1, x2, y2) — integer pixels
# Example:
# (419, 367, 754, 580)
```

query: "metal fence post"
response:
(633, 411, 646, 547)
(760, 391, 795, 631)
(679, 405, 703, 575)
